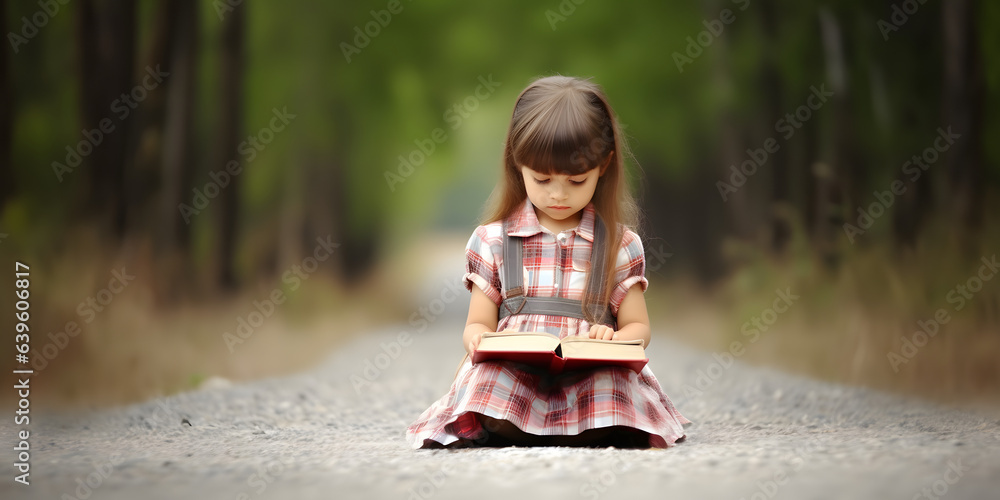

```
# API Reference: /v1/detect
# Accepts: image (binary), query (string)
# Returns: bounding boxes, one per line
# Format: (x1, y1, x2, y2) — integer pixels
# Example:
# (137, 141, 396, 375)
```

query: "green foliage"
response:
(4, 0, 998, 278)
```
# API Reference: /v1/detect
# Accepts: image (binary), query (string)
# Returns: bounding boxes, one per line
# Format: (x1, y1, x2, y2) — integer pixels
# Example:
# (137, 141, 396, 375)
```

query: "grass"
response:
(0, 228, 404, 410)
(646, 210, 1000, 413)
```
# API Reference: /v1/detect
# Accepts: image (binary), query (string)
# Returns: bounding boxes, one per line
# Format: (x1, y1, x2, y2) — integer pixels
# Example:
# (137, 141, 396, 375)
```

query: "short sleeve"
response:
(608, 229, 648, 316)
(462, 225, 503, 306)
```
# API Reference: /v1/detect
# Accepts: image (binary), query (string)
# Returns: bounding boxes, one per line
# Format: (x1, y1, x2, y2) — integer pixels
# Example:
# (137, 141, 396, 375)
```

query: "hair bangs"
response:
(511, 89, 612, 176)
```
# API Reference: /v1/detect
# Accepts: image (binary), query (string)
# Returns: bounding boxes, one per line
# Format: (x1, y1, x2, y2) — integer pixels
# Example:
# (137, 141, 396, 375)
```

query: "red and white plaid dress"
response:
(405, 199, 690, 449)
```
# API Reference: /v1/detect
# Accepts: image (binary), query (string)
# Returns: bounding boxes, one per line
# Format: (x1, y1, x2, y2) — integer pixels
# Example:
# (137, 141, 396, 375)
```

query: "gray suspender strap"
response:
(499, 215, 615, 326)
(500, 217, 526, 313)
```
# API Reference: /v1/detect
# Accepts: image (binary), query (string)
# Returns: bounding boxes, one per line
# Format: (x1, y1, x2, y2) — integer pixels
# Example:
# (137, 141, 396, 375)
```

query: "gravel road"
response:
(3, 311, 1000, 500)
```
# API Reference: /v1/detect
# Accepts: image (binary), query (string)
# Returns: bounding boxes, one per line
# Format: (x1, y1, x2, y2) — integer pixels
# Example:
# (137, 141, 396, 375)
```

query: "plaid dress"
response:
(405, 199, 690, 448)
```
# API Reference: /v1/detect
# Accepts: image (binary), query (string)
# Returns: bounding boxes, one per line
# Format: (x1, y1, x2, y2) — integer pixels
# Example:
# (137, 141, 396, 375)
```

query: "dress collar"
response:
(506, 198, 597, 243)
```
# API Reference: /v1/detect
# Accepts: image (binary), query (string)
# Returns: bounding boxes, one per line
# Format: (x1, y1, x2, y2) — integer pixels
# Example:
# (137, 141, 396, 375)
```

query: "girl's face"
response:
(520, 165, 602, 231)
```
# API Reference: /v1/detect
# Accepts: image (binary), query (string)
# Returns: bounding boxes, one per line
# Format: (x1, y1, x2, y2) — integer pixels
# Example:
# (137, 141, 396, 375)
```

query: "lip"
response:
(549, 205, 571, 210)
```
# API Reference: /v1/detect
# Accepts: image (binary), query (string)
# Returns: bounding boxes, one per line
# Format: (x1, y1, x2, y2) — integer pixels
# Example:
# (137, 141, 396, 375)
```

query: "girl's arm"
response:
(463, 286, 499, 355)
(589, 284, 651, 348)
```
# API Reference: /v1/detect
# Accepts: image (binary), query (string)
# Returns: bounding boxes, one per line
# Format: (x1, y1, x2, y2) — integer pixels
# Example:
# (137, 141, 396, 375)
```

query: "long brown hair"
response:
(482, 75, 640, 326)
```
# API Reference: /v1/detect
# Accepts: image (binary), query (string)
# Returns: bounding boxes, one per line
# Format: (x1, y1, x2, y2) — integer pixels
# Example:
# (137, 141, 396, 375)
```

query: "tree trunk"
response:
(760, 1, 790, 254)
(815, 8, 850, 268)
(0, 1, 12, 208)
(942, 0, 984, 252)
(216, 3, 245, 290)
(160, 0, 198, 252)
(326, 101, 374, 283)
(135, 0, 199, 300)
(128, 0, 176, 250)
(710, 1, 751, 241)
(76, 0, 135, 239)
(888, 0, 935, 249)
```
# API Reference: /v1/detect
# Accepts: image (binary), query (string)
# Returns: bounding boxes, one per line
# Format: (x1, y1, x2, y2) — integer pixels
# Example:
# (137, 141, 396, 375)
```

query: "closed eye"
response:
(569, 179, 586, 185)
(533, 177, 550, 184)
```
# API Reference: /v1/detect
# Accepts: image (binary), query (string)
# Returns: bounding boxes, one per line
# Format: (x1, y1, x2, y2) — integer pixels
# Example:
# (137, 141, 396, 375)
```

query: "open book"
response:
(471, 331, 648, 374)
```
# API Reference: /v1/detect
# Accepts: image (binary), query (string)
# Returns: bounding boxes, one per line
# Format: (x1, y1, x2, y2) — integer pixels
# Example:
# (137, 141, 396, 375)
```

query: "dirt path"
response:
(3, 313, 999, 499)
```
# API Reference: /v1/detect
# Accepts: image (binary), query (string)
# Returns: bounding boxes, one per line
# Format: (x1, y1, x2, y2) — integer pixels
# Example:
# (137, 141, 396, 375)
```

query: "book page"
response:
(559, 336, 643, 345)
(559, 337, 645, 360)
(478, 331, 560, 352)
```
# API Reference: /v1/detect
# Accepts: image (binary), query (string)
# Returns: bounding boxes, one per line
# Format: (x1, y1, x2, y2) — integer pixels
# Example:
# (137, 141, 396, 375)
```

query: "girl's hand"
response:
(466, 331, 487, 355)
(588, 324, 618, 341)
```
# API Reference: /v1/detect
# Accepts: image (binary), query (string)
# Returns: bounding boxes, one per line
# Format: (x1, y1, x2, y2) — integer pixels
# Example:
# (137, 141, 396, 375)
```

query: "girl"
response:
(405, 75, 690, 449)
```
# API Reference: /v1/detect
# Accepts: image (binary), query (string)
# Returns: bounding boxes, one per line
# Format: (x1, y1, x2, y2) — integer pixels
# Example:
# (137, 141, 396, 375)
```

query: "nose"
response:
(550, 184, 568, 201)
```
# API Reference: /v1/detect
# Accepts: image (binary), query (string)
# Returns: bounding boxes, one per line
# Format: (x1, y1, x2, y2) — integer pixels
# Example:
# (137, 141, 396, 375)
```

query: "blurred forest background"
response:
(1, 0, 998, 409)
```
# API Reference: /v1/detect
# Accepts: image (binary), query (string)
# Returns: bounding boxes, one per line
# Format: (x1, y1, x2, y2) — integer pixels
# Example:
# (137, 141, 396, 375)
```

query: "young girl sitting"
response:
(405, 75, 690, 449)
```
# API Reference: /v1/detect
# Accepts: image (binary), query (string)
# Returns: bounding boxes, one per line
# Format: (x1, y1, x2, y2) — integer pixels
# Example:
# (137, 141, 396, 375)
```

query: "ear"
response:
(598, 151, 614, 176)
